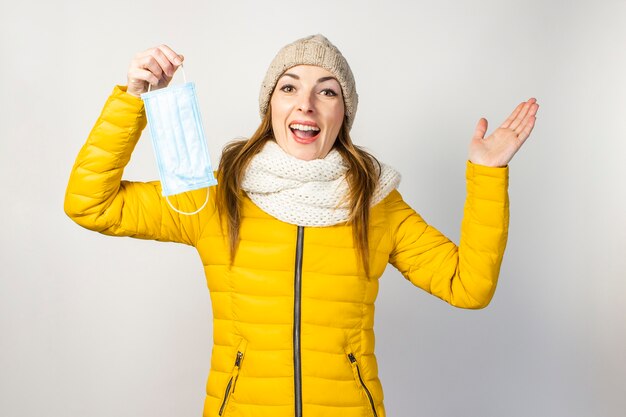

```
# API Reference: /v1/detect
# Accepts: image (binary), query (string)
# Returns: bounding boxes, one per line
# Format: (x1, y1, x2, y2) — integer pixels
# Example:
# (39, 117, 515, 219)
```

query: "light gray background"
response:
(1, 0, 624, 416)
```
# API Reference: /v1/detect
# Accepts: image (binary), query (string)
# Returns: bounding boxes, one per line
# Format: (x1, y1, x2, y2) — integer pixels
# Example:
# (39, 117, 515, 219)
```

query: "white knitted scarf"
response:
(241, 141, 401, 227)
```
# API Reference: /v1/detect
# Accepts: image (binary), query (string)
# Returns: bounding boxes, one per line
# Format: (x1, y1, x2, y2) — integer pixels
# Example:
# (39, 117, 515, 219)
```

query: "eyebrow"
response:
(280, 73, 339, 84)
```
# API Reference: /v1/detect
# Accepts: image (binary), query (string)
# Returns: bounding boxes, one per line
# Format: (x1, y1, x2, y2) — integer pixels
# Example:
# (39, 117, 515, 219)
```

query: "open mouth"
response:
(289, 122, 321, 142)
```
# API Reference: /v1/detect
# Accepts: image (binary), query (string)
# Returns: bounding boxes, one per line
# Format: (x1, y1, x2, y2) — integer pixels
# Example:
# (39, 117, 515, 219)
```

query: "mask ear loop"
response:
(165, 189, 210, 216)
(148, 63, 210, 216)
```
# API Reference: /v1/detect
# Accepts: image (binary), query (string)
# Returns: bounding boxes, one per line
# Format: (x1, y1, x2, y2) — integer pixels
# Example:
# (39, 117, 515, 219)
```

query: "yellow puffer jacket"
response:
(65, 86, 509, 417)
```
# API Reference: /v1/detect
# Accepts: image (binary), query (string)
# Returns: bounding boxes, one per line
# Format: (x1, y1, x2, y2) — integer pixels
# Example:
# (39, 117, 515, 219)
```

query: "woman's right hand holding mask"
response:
(126, 45, 184, 97)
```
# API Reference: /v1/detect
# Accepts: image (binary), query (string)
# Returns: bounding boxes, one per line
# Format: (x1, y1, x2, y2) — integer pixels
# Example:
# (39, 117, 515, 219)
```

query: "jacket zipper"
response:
(218, 349, 245, 416)
(293, 226, 304, 417)
(348, 353, 378, 417)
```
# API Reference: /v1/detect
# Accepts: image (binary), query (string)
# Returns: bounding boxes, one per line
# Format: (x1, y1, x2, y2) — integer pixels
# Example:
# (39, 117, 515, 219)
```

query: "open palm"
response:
(469, 98, 539, 167)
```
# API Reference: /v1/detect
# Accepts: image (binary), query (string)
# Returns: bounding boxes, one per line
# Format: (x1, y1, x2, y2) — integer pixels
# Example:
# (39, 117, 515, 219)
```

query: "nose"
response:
(297, 91, 315, 114)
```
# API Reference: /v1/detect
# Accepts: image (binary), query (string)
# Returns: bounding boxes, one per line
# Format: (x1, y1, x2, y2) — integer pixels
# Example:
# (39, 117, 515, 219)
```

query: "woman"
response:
(65, 35, 538, 417)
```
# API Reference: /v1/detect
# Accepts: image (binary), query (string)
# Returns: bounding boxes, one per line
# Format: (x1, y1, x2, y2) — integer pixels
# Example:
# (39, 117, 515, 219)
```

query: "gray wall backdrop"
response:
(1, 0, 625, 416)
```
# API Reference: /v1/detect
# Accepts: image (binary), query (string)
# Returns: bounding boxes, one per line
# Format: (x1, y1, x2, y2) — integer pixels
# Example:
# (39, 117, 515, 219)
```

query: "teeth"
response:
(290, 123, 320, 132)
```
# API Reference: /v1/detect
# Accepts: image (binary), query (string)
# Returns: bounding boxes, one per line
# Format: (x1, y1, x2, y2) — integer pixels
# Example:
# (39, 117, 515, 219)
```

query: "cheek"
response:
(326, 103, 345, 133)
(270, 99, 291, 125)
(270, 117, 285, 144)
(323, 110, 343, 151)
(270, 101, 285, 128)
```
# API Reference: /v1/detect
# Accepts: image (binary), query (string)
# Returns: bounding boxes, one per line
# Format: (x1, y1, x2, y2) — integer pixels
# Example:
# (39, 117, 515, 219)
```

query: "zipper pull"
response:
(232, 351, 243, 393)
(347, 352, 379, 417)
(347, 353, 361, 385)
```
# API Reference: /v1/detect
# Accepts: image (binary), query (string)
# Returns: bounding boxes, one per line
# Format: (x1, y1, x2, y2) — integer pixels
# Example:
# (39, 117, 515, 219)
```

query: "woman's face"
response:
(270, 65, 345, 161)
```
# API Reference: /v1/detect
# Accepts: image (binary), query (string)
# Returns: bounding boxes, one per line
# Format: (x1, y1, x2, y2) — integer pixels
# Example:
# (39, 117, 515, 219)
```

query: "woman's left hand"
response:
(469, 98, 539, 167)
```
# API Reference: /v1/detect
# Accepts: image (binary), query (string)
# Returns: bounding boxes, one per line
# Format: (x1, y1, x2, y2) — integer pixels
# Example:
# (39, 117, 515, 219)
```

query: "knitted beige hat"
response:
(259, 34, 358, 130)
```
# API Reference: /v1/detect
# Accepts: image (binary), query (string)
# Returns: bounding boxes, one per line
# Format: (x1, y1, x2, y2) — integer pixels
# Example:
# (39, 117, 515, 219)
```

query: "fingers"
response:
(156, 44, 184, 66)
(508, 98, 537, 131)
(516, 107, 538, 144)
(514, 101, 538, 131)
(136, 46, 183, 79)
(126, 44, 184, 96)
(128, 68, 160, 87)
(500, 102, 525, 129)
(516, 116, 536, 144)
(136, 55, 166, 82)
(147, 45, 184, 78)
(473, 117, 488, 140)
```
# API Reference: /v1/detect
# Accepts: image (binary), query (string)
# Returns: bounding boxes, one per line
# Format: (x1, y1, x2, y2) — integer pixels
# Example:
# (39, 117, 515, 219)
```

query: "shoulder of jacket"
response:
(380, 188, 404, 208)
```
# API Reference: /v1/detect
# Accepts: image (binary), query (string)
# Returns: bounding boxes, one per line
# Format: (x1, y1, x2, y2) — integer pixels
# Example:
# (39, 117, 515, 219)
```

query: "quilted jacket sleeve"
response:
(387, 162, 509, 309)
(64, 85, 214, 246)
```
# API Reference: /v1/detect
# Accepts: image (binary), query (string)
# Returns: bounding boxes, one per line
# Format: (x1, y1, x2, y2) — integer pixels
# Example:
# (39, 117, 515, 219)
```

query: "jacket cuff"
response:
(465, 160, 509, 203)
(112, 85, 145, 110)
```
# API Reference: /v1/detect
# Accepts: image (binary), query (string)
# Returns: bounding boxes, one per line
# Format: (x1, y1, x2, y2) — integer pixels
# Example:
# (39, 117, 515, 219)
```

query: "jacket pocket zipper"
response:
(218, 339, 247, 416)
(348, 353, 378, 417)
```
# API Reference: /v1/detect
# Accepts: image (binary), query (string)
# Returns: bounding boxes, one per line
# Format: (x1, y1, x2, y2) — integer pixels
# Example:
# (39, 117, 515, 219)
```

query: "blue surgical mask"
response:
(141, 66, 217, 215)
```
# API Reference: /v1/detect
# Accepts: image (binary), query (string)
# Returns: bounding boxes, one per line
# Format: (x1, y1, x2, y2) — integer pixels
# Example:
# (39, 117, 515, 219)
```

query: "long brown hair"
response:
(216, 108, 381, 277)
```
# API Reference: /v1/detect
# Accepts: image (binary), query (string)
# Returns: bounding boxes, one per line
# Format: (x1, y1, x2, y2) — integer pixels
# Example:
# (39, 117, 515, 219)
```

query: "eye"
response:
(320, 88, 338, 97)
(280, 84, 295, 93)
